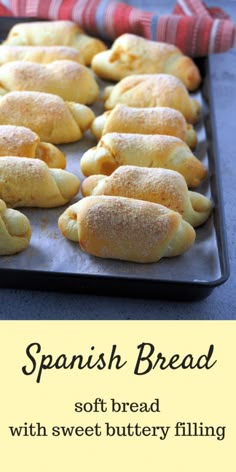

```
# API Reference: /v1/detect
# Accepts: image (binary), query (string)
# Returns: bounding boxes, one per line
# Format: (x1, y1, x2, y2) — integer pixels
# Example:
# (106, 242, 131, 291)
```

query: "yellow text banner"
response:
(0, 320, 235, 471)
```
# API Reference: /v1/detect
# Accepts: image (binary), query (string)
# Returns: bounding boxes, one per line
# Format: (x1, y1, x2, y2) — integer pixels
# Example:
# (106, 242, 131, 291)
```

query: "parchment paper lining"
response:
(0, 83, 221, 285)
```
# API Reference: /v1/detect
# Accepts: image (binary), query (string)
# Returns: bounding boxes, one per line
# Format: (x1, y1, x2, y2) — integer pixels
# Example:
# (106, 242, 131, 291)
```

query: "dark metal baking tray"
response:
(0, 18, 230, 300)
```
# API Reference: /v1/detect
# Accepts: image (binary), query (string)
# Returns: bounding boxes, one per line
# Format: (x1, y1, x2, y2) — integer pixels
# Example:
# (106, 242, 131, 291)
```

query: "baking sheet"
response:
(0, 20, 230, 299)
(0, 84, 227, 288)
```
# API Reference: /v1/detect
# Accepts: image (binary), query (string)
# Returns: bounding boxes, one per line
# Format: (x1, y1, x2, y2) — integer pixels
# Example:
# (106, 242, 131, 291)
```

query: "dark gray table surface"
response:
(0, 1, 235, 319)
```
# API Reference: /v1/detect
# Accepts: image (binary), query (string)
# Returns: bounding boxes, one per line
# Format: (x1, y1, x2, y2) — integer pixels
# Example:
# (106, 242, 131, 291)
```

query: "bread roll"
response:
(0, 45, 85, 65)
(0, 91, 95, 144)
(92, 33, 201, 91)
(0, 157, 80, 208)
(0, 125, 66, 168)
(34, 142, 66, 169)
(82, 166, 212, 227)
(3, 20, 107, 65)
(0, 60, 99, 104)
(0, 199, 31, 255)
(91, 104, 197, 149)
(80, 133, 207, 188)
(103, 74, 200, 124)
(58, 196, 196, 263)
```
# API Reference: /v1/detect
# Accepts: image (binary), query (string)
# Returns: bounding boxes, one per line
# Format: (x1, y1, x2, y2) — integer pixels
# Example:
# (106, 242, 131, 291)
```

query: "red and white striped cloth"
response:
(0, 0, 235, 57)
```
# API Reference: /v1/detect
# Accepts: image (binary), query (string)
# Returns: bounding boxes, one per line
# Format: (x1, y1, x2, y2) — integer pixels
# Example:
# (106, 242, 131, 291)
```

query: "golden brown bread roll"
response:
(58, 195, 196, 263)
(0, 199, 31, 255)
(0, 91, 95, 144)
(103, 74, 200, 124)
(0, 45, 85, 65)
(3, 20, 107, 65)
(0, 60, 99, 105)
(91, 33, 201, 91)
(91, 104, 197, 149)
(80, 133, 207, 188)
(0, 125, 66, 168)
(0, 157, 80, 208)
(33, 142, 66, 169)
(82, 166, 212, 227)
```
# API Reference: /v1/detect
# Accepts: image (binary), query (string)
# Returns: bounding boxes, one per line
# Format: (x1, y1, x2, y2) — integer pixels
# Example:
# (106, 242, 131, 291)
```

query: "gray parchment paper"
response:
(0, 84, 221, 286)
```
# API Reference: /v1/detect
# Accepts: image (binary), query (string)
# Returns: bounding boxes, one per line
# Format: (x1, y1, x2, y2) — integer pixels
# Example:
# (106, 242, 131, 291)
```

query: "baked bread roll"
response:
(92, 33, 201, 91)
(3, 20, 107, 65)
(82, 166, 212, 227)
(103, 74, 200, 124)
(91, 104, 197, 149)
(0, 60, 99, 105)
(0, 91, 95, 144)
(0, 125, 66, 168)
(80, 133, 207, 188)
(0, 199, 31, 255)
(0, 157, 80, 208)
(58, 195, 196, 263)
(0, 45, 85, 65)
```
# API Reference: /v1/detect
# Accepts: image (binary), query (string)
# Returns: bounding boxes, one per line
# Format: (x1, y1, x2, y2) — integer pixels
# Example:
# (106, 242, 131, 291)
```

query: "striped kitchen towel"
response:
(0, 0, 235, 57)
